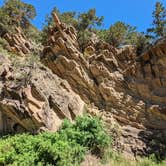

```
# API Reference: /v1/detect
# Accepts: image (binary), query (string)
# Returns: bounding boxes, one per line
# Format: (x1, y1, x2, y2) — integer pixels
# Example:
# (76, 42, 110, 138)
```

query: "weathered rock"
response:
(124, 38, 166, 129)
(1, 27, 33, 56)
(40, 13, 166, 158)
(0, 55, 85, 134)
(41, 13, 166, 130)
(0, 12, 165, 158)
(112, 125, 166, 159)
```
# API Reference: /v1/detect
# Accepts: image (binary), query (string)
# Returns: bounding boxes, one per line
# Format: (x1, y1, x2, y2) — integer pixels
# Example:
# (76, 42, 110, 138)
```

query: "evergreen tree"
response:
(147, 1, 166, 38)
(42, 8, 104, 48)
(107, 21, 138, 47)
(77, 9, 104, 31)
(0, 0, 36, 33)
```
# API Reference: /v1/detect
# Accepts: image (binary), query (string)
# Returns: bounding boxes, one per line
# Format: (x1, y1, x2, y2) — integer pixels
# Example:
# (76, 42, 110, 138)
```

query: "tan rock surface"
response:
(0, 55, 85, 134)
(1, 27, 33, 56)
(0, 12, 165, 158)
(41, 13, 166, 130)
(41, 13, 166, 157)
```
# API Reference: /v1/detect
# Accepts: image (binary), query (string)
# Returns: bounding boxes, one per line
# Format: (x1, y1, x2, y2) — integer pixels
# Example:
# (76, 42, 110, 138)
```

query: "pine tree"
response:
(148, 2, 166, 38)
(0, 0, 36, 33)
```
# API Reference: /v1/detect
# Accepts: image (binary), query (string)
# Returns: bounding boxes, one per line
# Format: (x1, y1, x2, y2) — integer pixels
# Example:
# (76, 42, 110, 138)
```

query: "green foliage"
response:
(0, 0, 41, 45)
(147, 2, 166, 38)
(135, 33, 151, 54)
(76, 9, 104, 49)
(44, 7, 77, 28)
(96, 24, 150, 54)
(42, 8, 104, 48)
(77, 9, 104, 31)
(78, 30, 92, 51)
(96, 21, 146, 48)
(0, 0, 36, 33)
(24, 25, 42, 42)
(43, 8, 103, 32)
(61, 115, 111, 155)
(0, 115, 111, 166)
(106, 21, 138, 47)
(95, 29, 110, 42)
(109, 21, 129, 46)
(0, 37, 9, 48)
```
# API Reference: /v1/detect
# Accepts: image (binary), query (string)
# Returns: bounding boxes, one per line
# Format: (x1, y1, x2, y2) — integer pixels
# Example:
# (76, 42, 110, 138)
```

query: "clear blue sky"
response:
(0, 0, 166, 31)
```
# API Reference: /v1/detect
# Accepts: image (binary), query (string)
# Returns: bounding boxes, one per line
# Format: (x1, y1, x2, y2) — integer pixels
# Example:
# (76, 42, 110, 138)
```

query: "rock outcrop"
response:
(1, 27, 32, 56)
(41, 13, 166, 130)
(0, 56, 85, 134)
(0, 12, 165, 158)
(41, 13, 166, 158)
(125, 38, 166, 129)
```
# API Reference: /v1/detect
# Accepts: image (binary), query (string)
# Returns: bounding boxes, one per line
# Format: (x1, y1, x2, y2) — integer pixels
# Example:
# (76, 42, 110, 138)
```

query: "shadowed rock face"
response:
(41, 13, 166, 130)
(125, 38, 166, 129)
(0, 57, 85, 134)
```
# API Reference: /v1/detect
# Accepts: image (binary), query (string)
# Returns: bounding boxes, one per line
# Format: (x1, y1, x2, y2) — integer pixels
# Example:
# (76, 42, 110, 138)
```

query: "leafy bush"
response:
(0, 115, 111, 166)
(61, 115, 111, 155)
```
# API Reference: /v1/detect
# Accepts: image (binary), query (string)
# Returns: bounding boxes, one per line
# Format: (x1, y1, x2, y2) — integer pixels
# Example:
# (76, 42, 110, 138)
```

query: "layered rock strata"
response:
(41, 13, 166, 130)
(0, 12, 165, 158)
(0, 56, 85, 134)
(1, 27, 32, 56)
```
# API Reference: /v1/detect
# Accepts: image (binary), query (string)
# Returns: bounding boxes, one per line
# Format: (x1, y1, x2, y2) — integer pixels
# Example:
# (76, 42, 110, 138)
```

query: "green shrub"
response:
(60, 115, 111, 156)
(0, 115, 111, 166)
(0, 115, 165, 166)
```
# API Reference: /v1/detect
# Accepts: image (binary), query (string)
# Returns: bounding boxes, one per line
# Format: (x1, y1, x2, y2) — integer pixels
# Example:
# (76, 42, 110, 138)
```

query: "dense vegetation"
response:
(0, 115, 111, 166)
(0, 0, 40, 41)
(0, 115, 166, 166)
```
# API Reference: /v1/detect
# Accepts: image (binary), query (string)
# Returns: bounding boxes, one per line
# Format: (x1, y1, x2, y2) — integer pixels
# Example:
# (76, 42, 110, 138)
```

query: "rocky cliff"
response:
(0, 13, 165, 158)
(41, 13, 166, 130)
(0, 56, 85, 133)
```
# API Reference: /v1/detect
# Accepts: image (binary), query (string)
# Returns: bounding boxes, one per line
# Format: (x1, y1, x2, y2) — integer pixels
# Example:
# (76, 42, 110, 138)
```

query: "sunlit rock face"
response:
(0, 54, 85, 134)
(0, 12, 165, 158)
(0, 27, 33, 56)
(41, 13, 166, 130)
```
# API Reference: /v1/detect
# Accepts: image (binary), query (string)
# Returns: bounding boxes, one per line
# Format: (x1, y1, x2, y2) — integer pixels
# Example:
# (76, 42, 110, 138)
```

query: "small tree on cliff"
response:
(77, 9, 104, 49)
(42, 8, 104, 49)
(42, 7, 78, 43)
(106, 21, 138, 47)
(77, 9, 104, 31)
(44, 7, 78, 28)
(43, 8, 103, 31)
(147, 1, 166, 38)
